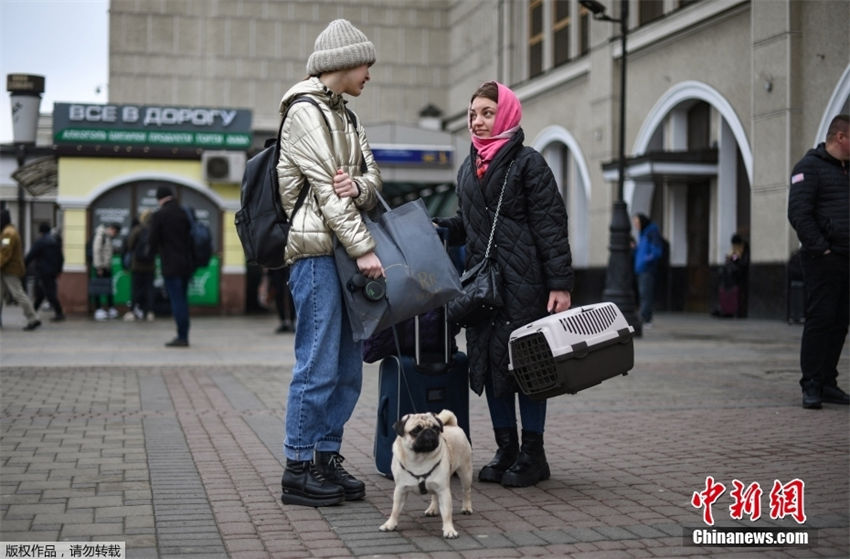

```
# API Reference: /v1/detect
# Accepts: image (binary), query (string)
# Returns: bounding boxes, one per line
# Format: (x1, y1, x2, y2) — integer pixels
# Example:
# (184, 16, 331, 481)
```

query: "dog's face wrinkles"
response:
(409, 424, 441, 453)
(395, 413, 445, 454)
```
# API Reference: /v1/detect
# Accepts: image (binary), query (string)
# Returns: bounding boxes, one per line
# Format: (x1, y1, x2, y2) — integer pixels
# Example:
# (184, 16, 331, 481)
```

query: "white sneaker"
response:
(133, 307, 145, 320)
(108, 307, 119, 319)
(123, 311, 136, 322)
(94, 309, 108, 321)
(146, 312, 155, 322)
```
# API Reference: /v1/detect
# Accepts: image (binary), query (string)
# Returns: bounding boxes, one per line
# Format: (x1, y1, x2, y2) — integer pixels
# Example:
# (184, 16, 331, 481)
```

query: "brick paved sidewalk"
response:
(1, 313, 848, 558)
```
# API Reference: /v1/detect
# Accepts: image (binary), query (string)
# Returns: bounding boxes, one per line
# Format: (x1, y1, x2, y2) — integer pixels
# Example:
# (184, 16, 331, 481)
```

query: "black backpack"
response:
(134, 226, 154, 265)
(235, 96, 356, 270)
(183, 207, 213, 269)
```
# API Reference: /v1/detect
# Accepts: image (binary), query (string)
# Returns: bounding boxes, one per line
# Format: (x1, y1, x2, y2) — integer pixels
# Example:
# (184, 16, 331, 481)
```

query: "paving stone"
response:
(59, 522, 125, 537)
(1, 315, 847, 559)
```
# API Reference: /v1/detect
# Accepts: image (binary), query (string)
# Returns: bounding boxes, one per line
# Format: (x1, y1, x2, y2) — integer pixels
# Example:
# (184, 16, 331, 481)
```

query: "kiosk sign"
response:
(53, 102, 252, 149)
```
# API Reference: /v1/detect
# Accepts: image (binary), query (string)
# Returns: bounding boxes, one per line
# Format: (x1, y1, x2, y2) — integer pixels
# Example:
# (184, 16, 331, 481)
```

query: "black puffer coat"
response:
(788, 143, 849, 257)
(437, 129, 574, 397)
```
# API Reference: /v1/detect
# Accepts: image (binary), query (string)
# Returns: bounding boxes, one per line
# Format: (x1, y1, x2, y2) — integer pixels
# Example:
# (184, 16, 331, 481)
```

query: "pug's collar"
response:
(400, 459, 442, 495)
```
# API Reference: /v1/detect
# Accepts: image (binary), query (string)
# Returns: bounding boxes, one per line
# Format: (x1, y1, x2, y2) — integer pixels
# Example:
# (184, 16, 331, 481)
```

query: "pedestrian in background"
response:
(435, 81, 574, 488)
(268, 267, 295, 333)
(0, 208, 41, 331)
(788, 113, 849, 409)
(632, 213, 664, 328)
(25, 222, 65, 322)
(277, 18, 383, 507)
(712, 233, 749, 318)
(148, 186, 194, 347)
(124, 209, 156, 322)
(90, 221, 120, 321)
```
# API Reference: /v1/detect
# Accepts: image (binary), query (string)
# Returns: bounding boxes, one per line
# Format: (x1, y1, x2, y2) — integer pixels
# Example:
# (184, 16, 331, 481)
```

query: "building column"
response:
(750, 0, 798, 317)
(715, 118, 737, 264)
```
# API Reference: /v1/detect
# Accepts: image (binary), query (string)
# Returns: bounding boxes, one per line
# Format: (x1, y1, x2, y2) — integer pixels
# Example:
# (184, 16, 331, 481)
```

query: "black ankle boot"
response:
(281, 459, 344, 506)
(479, 428, 519, 483)
(501, 430, 550, 487)
(315, 452, 365, 501)
(801, 381, 822, 409)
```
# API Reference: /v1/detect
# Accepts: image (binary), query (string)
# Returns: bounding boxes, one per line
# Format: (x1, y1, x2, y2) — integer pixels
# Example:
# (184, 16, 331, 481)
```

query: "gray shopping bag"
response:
(335, 194, 462, 342)
(334, 237, 391, 342)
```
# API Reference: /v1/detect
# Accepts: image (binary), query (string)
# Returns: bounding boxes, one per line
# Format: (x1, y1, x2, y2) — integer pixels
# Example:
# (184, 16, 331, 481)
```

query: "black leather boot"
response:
(801, 381, 822, 409)
(479, 428, 519, 483)
(501, 430, 550, 487)
(315, 452, 366, 500)
(821, 385, 849, 405)
(281, 459, 344, 506)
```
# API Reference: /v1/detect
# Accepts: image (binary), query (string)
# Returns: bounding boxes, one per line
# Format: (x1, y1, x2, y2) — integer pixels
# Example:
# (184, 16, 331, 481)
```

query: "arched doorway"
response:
(815, 63, 850, 146)
(624, 81, 753, 313)
(88, 180, 222, 311)
(532, 126, 591, 269)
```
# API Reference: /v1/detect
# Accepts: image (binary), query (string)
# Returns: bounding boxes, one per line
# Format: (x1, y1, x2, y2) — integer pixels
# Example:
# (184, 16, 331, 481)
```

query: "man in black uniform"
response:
(788, 114, 849, 409)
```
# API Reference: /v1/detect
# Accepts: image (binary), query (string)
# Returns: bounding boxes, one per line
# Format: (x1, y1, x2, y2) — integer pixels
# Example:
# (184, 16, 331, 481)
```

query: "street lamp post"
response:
(6, 74, 45, 235)
(580, 0, 641, 335)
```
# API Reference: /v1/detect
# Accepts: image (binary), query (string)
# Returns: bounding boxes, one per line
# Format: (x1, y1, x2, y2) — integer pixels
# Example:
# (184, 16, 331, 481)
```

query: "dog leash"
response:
(392, 325, 421, 416)
(399, 459, 442, 495)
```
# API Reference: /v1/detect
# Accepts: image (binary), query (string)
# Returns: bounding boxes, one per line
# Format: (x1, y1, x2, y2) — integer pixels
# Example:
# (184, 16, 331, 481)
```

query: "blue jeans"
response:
(485, 378, 546, 433)
(637, 268, 656, 324)
(285, 256, 363, 462)
(163, 275, 190, 341)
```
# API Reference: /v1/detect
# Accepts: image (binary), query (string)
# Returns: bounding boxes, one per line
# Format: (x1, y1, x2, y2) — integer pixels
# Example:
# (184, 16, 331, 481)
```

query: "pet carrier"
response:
(508, 302, 634, 400)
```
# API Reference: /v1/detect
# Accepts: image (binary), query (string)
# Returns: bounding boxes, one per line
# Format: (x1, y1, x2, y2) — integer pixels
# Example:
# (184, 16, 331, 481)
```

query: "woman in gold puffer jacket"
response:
(277, 76, 382, 266)
(276, 19, 384, 509)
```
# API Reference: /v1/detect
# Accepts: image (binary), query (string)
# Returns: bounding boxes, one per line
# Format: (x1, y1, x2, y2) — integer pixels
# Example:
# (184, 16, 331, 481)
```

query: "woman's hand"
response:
(356, 251, 384, 279)
(333, 169, 360, 198)
(547, 290, 571, 314)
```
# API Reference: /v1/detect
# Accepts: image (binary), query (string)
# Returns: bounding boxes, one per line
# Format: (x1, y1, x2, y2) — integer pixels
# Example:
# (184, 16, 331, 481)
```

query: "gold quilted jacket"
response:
(276, 77, 382, 266)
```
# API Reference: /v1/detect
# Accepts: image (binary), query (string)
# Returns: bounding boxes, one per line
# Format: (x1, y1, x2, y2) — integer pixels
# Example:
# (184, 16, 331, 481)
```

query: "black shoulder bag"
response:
(446, 160, 514, 327)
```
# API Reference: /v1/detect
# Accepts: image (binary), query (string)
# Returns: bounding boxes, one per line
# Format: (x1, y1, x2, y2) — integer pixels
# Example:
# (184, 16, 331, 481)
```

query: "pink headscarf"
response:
(469, 81, 522, 178)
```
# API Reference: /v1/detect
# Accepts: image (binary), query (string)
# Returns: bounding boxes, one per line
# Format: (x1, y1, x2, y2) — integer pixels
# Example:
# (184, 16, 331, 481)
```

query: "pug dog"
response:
(379, 409, 473, 539)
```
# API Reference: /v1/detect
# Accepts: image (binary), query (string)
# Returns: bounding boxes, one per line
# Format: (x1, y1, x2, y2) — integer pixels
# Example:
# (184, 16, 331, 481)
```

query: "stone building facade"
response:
(73, 0, 850, 317)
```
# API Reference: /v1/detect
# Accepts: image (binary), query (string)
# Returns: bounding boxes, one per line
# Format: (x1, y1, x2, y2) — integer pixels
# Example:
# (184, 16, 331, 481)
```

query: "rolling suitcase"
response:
(508, 302, 634, 400)
(717, 285, 740, 317)
(373, 311, 470, 478)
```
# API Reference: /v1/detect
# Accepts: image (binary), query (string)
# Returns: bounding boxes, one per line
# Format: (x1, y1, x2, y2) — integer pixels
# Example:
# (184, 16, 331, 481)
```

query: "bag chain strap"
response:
(484, 160, 515, 259)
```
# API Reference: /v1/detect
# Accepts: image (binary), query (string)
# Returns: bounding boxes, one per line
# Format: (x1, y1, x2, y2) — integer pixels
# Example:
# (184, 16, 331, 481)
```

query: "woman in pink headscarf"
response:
(436, 82, 574, 487)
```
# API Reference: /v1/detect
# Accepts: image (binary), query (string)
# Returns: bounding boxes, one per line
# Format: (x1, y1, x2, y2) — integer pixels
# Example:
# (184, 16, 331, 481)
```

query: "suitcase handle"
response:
(378, 394, 389, 438)
(413, 361, 451, 376)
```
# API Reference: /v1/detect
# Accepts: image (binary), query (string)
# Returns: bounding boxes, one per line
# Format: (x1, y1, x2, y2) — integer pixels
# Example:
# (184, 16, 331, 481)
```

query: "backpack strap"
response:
(343, 107, 368, 174)
(346, 107, 358, 131)
(277, 96, 363, 216)
(276, 96, 331, 220)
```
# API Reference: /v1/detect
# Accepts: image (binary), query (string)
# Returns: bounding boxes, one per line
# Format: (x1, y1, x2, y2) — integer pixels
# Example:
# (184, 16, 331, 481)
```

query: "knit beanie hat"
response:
(306, 19, 376, 76)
